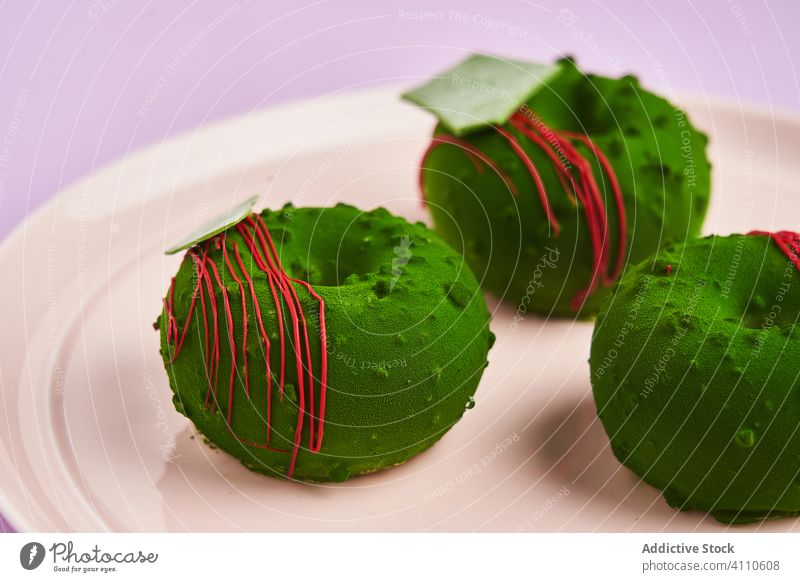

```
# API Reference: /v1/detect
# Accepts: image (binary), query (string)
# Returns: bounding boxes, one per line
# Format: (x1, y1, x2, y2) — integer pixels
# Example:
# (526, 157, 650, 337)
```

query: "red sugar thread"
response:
(418, 133, 519, 208)
(168, 253, 208, 364)
(494, 125, 560, 237)
(418, 108, 627, 310)
(222, 238, 251, 400)
(563, 131, 627, 284)
(250, 216, 310, 475)
(167, 214, 328, 477)
(216, 239, 292, 453)
(235, 223, 300, 458)
(164, 278, 178, 343)
(254, 215, 321, 450)
(232, 241, 275, 444)
(188, 250, 212, 395)
(556, 138, 606, 306)
(205, 249, 294, 455)
(509, 117, 577, 204)
(193, 242, 289, 454)
(238, 220, 288, 398)
(513, 114, 608, 306)
(289, 277, 327, 453)
(268, 224, 327, 451)
(205, 255, 238, 428)
(199, 244, 221, 413)
(236, 219, 327, 453)
(750, 230, 800, 272)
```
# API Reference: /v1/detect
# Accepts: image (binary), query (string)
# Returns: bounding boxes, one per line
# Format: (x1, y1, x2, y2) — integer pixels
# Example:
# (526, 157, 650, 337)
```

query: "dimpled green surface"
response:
(591, 234, 800, 524)
(158, 203, 493, 482)
(422, 58, 711, 317)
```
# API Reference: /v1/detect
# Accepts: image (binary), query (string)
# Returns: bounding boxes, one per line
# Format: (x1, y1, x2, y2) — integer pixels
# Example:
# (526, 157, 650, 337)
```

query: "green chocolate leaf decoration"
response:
(401, 53, 562, 136)
(165, 195, 259, 255)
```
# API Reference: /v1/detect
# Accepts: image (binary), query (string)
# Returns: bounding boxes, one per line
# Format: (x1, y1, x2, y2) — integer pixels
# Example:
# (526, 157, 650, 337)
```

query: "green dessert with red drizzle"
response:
(403, 54, 711, 317)
(157, 202, 493, 482)
(591, 231, 800, 523)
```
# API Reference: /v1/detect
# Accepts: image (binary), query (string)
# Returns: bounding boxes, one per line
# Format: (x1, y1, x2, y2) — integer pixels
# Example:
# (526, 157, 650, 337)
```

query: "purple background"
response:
(0, 0, 798, 532)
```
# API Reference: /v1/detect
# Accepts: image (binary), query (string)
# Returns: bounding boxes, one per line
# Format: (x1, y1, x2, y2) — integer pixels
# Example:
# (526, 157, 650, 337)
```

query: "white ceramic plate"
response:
(2, 86, 799, 532)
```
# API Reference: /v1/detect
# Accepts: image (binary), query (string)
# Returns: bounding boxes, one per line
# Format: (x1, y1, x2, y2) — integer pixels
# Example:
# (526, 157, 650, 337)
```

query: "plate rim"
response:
(1, 86, 798, 533)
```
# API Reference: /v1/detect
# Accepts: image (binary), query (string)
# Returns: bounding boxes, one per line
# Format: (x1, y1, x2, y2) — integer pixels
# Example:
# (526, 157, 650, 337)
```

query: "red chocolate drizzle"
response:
(164, 214, 328, 477)
(419, 108, 626, 310)
(749, 230, 800, 272)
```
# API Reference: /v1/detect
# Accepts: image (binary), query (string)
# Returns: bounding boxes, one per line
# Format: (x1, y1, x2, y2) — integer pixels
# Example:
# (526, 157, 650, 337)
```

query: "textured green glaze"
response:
(158, 204, 493, 482)
(422, 58, 711, 317)
(591, 234, 800, 523)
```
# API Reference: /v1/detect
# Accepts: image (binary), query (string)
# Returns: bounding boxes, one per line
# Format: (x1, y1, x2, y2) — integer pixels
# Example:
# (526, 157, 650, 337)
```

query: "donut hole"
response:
(308, 253, 384, 287)
(304, 232, 390, 288)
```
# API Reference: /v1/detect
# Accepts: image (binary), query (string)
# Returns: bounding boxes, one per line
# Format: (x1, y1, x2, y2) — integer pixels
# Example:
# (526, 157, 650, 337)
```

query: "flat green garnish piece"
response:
(401, 54, 562, 136)
(165, 195, 259, 255)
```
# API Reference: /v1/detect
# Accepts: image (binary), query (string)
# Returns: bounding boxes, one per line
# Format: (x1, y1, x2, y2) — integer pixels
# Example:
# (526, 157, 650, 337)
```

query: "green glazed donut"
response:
(591, 232, 800, 523)
(157, 203, 493, 482)
(420, 58, 711, 318)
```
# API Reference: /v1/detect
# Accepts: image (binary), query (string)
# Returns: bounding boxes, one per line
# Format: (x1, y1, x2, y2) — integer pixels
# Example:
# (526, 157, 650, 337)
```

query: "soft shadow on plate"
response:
(155, 420, 443, 532)
(530, 388, 703, 529)
(532, 397, 800, 532)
